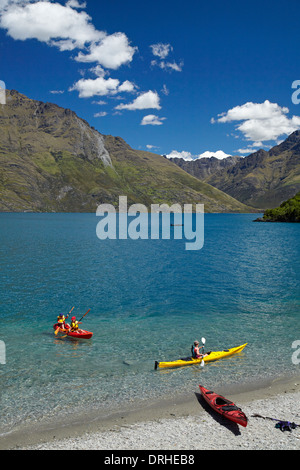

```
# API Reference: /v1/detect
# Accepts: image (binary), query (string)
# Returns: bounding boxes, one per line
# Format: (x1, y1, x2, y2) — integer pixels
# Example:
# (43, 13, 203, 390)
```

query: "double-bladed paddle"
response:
(200, 337, 206, 367)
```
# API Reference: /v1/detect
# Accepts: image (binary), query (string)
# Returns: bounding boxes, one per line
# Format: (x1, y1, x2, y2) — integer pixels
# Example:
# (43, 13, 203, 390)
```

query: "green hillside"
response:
(0, 90, 252, 213)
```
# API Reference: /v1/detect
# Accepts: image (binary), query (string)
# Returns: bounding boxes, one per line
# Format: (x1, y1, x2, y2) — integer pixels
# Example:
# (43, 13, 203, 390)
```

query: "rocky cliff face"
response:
(204, 132, 300, 209)
(1, 89, 111, 165)
(0, 90, 253, 213)
(168, 155, 242, 180)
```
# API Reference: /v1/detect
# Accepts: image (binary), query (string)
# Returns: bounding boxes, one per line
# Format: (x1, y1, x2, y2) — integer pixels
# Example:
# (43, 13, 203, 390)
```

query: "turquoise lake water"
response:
(0, 213, 299, 435)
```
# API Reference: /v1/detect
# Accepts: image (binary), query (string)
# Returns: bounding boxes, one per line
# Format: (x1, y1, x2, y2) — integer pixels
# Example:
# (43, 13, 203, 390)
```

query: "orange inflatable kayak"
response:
(53, 324, 93, 339)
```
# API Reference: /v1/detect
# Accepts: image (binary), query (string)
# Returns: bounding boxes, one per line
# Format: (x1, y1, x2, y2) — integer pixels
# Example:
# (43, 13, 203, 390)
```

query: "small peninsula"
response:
(255, 191, 300, 222)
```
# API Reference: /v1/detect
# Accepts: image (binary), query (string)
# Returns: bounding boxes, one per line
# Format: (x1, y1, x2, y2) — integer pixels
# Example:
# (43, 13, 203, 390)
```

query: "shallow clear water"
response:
(0, 213, 299, 435)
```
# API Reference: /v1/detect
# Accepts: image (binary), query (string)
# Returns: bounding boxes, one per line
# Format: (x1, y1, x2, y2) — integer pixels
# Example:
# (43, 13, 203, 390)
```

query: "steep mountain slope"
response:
(103, 136, 252, 212)
(0, 90, 252, 213)
(167, 155, 242, 180)
(204, 132, 300, 209)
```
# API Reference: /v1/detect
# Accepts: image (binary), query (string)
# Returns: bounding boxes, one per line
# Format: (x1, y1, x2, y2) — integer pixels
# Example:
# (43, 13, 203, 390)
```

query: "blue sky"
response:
(0, 0, 300, 159)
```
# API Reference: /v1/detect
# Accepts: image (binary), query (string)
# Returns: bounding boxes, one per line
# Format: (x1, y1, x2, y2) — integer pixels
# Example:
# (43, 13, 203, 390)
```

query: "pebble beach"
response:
(6, 376, 300, 451)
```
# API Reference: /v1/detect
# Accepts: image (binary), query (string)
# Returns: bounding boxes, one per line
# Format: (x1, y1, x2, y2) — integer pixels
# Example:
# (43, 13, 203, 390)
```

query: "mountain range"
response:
(0, 89, 299, 213)
(0, 90, 252, 213)
(170, 132, 300, 209)
(166, 155, 242, 181)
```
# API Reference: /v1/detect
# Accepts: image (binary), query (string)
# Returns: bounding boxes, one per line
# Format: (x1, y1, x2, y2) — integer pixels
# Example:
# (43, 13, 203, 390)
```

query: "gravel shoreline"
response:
(10, 377, 300, 451)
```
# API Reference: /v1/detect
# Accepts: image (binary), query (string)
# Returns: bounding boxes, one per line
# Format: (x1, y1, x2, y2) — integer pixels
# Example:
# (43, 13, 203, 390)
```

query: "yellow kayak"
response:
(154, 343, 247, 369)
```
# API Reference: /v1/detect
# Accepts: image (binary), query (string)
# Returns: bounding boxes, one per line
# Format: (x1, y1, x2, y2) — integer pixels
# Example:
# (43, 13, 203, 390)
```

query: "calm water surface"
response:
(0, 213, 299, 435)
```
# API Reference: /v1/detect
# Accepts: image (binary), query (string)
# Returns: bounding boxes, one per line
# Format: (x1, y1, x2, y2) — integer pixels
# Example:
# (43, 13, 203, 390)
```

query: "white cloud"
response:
(165, 61, 183, 72)
(165, 150, 232, 161)
(75, 32, 137, 69)
(146, 144, 160, 150)
(236, 147, 257, 155)
(235, 141, 272, 155)
(150, 43, 172, 59)
(115, 91, 161, 111)
(118, 80, 137, 93)
(197, 150, 232, 160)
(0, 2, 137, 71)
(166, 150, 194, 161)
(0, 0, 28, 11)
(152, 59, 184, 72)
(161, 84, 169, 95)
(70, 77, 119, 97)
(0, 1, 103, 49)
(92, 99, 107, 105)
(237, 114, 300, 142)
(212, 100, 300, 144)
(94, 111, 107, 117)
(50, 89, 64, 94)
(66, 0, 86, 9)
(141, 115, 166, 126)
(89, 65, 108, 78)
(69, 76, 136, 98)
(150, 42, 183, 72)
(214, 100, 287, 123)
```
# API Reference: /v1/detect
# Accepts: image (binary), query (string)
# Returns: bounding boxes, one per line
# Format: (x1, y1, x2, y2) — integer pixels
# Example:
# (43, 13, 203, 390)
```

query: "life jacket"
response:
(71, 320, 79, 330)
(191, 344, 202, 358)
(57, 315, 65, 324)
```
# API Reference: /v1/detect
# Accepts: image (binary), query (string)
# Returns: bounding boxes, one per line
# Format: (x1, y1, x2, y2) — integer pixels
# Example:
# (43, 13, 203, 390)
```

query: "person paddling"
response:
(191, 340, 206, 359)
(70, 316, 82, 332)
(57, 313, 67, 329)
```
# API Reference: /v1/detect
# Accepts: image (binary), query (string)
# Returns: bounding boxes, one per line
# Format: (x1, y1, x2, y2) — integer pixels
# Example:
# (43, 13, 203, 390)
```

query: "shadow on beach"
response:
(194, 392, 241, 436)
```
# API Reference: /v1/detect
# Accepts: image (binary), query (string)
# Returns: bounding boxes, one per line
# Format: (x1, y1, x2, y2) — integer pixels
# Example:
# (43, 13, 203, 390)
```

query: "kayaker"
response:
(70, 316, 81, 332)
(57, 313, 67, 328)
(191, 340, 205, 359)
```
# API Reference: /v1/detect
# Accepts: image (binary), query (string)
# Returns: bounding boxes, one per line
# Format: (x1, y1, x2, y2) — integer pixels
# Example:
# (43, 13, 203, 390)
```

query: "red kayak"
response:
(199, 385, 248, 427)
(66, 329, 93, 339)
(53, 324, 93, 339)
